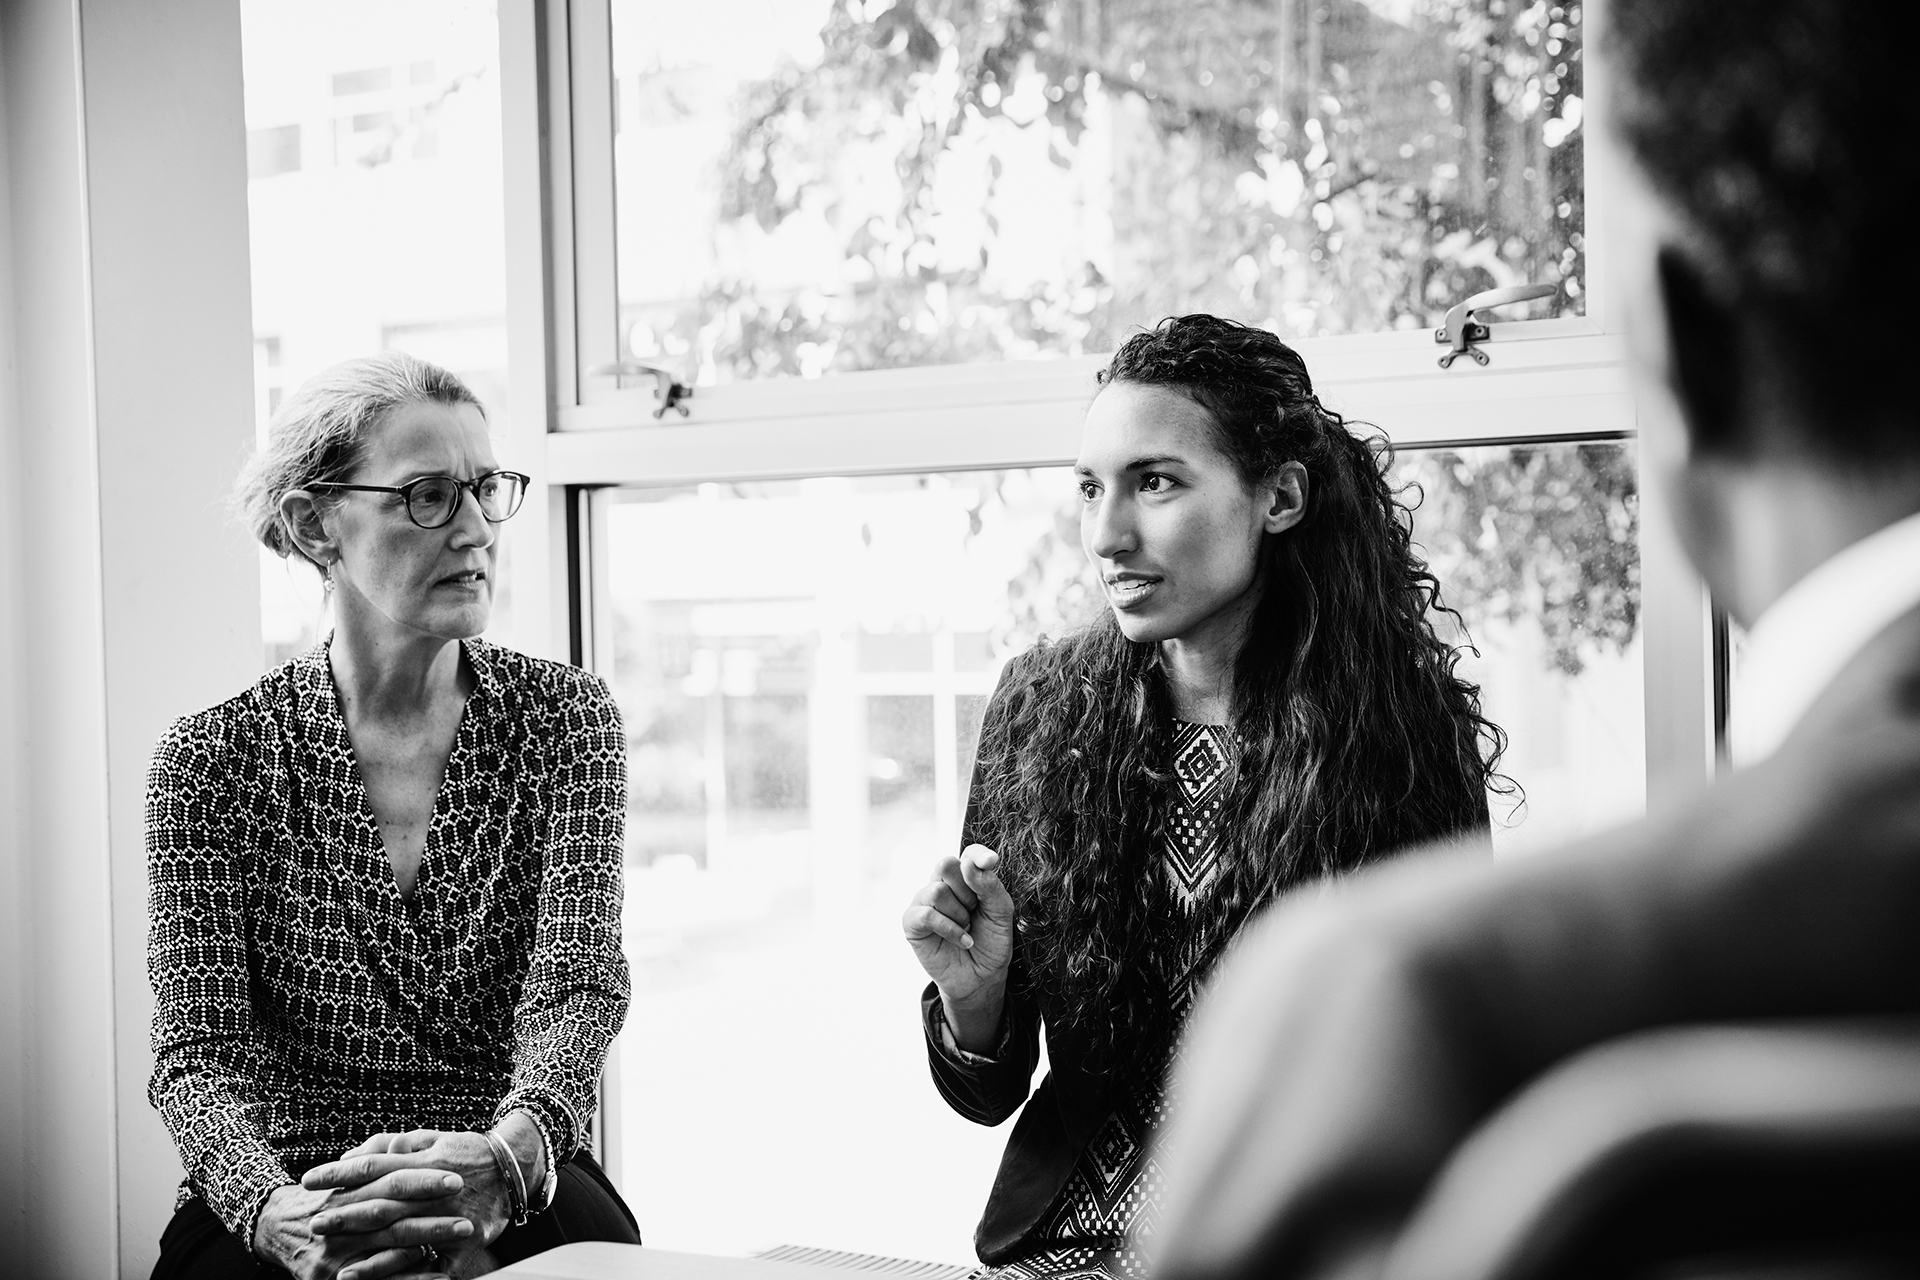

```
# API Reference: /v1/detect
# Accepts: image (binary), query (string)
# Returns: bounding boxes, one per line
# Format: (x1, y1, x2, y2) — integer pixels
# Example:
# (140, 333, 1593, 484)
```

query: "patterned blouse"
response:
(971, 721, 1233, 1280)
(145, 638, 630, 1241)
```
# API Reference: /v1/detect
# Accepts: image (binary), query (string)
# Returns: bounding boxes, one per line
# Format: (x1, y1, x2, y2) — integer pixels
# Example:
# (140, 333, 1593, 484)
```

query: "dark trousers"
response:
(151, 1152, 641, 1279)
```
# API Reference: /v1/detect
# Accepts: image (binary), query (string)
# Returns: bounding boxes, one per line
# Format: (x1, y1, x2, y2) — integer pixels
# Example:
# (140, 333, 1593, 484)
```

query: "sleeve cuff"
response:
(205, 1149, 294, 1244)
(496, 1089, 579, 1167)
(925, 991, 1011, 1066)
(238, 1181, 278, 1252)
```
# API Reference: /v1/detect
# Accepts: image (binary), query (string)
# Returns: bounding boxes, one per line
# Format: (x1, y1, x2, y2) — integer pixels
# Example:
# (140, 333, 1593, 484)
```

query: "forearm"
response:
(500, 973, 625, 1161)
(940, 981, 1008, 1055)
(510, 857, 628, 1159)
(152, 1064, 293, 1239)
(147, 725, 292, 1240)
(518, 677, 630, 1162)
(149, 977, 287, 1236)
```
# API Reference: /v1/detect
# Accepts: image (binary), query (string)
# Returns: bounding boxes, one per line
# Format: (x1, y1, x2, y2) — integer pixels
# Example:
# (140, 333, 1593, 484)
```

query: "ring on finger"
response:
(418, 1243, 440, 1265)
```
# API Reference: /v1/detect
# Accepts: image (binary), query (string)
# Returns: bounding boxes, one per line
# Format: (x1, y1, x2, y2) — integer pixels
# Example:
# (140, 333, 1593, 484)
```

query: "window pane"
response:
(241, 0, 514, 665)
(605, 444, 1636, 1255)
(609, 0, 1584, 383)
(607, 472, 1071, 1262)
(247, 124, 302, 180)
(1396, 438, 1644, 848)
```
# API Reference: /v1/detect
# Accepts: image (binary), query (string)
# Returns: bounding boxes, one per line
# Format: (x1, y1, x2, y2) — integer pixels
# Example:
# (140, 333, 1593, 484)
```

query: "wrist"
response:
(483, 1126, 529, 1228)
(490, 1109, 556, 1218)
(249, 1186, 284, 1260)
(251, 1183, 318, 1265)
(494, 1113, 542, 1180)
(941, 985, 1007, 1054)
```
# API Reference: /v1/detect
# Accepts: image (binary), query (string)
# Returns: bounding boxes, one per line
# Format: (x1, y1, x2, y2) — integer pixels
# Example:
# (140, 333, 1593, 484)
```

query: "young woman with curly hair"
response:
(900, 313, 1507, 1277)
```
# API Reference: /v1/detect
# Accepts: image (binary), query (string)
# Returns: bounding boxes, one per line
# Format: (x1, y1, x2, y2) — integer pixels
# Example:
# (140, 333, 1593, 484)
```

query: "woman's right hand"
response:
(253, 1177, 471, 1280)
(902, 844, 1017, 1053)
(300, 1126, 519, 1278)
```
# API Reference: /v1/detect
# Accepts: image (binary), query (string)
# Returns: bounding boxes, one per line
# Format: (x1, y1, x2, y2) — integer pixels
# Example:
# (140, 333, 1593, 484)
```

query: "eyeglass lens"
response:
(406, 474, 527, 528)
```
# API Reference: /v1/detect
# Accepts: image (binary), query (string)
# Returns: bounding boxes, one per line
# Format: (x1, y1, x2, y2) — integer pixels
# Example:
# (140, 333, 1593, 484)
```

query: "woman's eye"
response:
(1077, 482, 1099, 501)
(1141, 473, 1174, 493)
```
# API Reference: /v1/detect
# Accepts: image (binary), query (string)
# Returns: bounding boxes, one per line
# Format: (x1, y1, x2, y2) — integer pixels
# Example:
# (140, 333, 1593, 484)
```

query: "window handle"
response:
(587, 361, 695, 418)
(1434, 283, 1558, 368)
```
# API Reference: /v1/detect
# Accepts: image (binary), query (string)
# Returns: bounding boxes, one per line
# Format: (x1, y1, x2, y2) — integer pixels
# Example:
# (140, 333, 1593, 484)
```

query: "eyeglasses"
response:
(309, 470, 530, 530)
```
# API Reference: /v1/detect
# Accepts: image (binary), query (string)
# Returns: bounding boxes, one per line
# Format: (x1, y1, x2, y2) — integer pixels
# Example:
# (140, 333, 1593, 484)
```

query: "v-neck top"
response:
(145, 638, 630, 1241)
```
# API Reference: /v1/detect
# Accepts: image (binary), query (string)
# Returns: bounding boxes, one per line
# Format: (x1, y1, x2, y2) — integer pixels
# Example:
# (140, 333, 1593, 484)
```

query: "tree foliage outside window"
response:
(614, 0, 1586, 382)
(1400, 441, 1637, 675)
(610, 1, 1627, 673)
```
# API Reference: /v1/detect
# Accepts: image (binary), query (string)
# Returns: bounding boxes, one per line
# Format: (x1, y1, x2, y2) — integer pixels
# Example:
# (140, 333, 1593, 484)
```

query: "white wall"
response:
(0, 2, 260, 1275)
(79, 2, 262, 1268)
(1, 3, 121, 1273)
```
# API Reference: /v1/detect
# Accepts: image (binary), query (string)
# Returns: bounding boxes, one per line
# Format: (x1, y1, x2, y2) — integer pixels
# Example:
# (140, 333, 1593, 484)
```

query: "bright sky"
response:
(610, 0, 833, 78)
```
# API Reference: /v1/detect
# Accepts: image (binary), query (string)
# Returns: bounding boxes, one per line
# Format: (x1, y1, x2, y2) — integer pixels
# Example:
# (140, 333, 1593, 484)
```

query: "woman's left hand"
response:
(303, 1129, 512, 1275)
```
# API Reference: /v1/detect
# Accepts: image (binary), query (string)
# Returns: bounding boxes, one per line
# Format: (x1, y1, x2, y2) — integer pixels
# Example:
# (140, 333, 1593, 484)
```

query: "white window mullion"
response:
(568, 0, 622, 406)
(544, 330, 1635, 486)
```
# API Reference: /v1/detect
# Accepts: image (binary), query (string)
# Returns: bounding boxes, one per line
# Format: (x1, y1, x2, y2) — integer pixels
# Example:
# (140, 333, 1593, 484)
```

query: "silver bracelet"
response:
(484, 1128, 529, 1225)
(523, 1110, 558, 1213)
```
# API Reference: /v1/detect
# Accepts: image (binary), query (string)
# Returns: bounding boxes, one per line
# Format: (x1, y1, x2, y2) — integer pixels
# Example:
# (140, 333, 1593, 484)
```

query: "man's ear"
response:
(1262, 460, 1309, 535)
(1655, 246, 1744, 457)
(278, 490, 338, 569)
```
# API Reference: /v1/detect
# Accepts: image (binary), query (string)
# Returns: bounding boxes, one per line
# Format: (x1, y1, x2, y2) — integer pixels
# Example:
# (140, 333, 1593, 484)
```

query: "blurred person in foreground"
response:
(147, 353, 640, 1280)
(901, 314, 1510, 1276)
(1151, 3, 1920, 1277)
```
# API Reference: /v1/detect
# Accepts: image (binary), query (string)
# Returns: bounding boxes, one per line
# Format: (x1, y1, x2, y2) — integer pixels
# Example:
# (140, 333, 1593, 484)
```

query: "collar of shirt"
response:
(1728, 507, 1920, 768)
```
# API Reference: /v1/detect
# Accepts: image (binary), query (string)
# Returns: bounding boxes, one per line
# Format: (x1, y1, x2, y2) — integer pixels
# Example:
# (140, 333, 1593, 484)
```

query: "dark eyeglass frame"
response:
(308, 470, 531, 530)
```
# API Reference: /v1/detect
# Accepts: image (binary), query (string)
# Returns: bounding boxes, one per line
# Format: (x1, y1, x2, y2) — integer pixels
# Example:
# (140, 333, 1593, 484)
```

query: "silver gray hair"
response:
(236, 350, 485, 563)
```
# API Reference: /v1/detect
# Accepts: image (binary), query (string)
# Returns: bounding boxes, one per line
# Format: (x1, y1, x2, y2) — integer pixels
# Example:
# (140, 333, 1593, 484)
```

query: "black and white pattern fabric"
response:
(145, 638, 630, 1242)
(987, 721, 1233, 1280)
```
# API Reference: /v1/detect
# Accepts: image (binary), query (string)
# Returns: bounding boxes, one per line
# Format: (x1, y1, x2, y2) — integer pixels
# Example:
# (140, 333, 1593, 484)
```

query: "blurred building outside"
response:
(243, 0, 512, 665)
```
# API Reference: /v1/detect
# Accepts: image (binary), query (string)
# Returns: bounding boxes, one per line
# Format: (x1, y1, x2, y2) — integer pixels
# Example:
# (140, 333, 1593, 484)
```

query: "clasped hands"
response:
(254, 1116, 544, 1280)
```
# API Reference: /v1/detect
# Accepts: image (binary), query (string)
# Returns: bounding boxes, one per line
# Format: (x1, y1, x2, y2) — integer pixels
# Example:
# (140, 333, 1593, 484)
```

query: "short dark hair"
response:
(1607, 0, 1919, 463)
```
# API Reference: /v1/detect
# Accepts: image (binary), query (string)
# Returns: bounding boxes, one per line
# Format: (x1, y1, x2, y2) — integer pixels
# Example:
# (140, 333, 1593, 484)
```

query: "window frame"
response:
(558, 0, 1621, 432)
(497, 0, 1715, 1192)
(539, 0, 1643, 502)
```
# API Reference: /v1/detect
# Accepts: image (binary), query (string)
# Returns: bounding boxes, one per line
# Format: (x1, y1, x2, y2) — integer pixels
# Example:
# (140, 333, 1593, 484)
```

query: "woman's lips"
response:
(1105, 576, 1160, 609)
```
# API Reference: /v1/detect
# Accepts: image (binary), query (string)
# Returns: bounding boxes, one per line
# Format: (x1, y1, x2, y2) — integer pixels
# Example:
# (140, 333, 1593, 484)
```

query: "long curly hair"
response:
(972, 314, 1508, 1066)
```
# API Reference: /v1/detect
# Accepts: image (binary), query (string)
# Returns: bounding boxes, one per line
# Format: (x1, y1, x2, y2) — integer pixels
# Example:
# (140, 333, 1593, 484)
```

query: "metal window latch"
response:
(1434, 283, 1558, 368)
(587, 361, 696, 417)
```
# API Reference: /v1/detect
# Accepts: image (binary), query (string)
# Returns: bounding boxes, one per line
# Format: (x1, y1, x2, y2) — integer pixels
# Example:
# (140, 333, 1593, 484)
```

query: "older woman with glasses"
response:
(146, 352, 640, 1280)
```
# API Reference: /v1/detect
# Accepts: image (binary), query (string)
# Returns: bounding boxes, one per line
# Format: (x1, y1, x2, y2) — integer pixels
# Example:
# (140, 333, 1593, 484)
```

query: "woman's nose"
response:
(447, 485, 496, 548)
(1085, 494, 1137, 560)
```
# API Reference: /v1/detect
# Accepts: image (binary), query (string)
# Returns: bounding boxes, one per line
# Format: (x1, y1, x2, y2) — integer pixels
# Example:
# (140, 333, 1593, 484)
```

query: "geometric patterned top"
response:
(987, 721, 1233, 1279)
(144, 638, 630, 1241)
